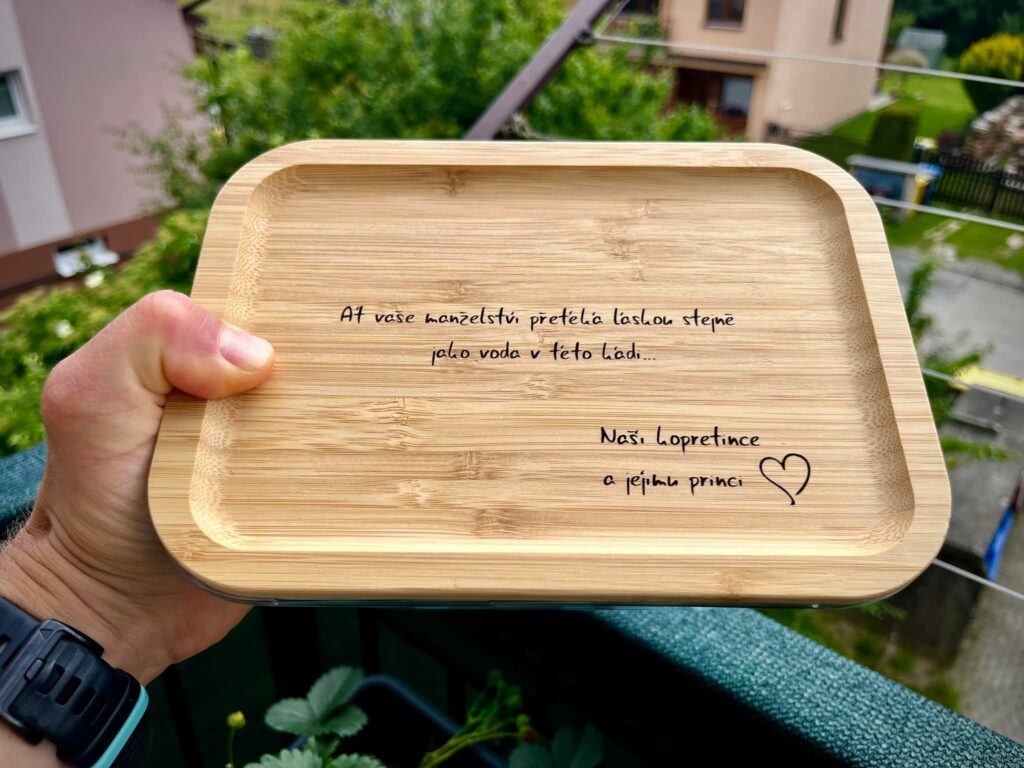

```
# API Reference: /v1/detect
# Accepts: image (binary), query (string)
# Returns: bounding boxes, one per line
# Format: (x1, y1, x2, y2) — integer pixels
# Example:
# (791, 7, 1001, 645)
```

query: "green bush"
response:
(136, 0, 718, 211)
(892, 0, 1017, 56)
(959, 33, 1024, 113)
(886, 10, 916, 47)
(0, 210, 207, 456)
(867, 104, 920, 161)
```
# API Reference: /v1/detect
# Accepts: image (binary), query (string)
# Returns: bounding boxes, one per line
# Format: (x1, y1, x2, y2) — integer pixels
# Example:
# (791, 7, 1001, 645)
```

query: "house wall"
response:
(0, 0, 194, 295)
(660, 0, 780, 139)
(661, 0, 782, 54)
(0, 0, 71, 253)
(762, 0, 893, 136)
(660, 0, 892, 140)
(11, 0, 195, 238)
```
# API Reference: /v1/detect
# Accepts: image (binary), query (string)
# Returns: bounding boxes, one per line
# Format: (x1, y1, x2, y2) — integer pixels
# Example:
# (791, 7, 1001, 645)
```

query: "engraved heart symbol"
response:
(759, 453, 811, 506)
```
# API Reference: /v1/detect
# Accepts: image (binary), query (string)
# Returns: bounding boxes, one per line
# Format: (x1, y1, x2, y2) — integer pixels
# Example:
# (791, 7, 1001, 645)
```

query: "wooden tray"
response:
(149, 141, 950, 605)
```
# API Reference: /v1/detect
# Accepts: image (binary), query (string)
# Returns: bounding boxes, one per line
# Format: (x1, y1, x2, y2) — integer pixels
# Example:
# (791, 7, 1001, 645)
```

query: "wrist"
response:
(0, 522, 169, 684)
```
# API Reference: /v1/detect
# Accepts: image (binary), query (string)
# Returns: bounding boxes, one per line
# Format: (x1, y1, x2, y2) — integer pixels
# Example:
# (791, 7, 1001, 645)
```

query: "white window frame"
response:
(0, 70, 35, 140)
(54, 237, 120, 278)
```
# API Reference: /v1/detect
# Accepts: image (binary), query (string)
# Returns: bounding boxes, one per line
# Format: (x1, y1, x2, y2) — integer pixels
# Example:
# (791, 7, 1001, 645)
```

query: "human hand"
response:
(0, 290, 275, 686)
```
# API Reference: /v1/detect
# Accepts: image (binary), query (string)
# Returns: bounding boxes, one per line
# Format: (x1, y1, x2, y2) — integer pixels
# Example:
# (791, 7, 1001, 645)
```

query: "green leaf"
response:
(305, 736, 340, 758)
(321, 705, 368, 738)
(566, 726, 603, 768)
(244, 748, 322, 768)
(265, 698, 318, 736)
(510, 744, 554, 768)
(550, 725, 603, 768)
(308, 666, 364, 719)
(327, 755, 386, 768)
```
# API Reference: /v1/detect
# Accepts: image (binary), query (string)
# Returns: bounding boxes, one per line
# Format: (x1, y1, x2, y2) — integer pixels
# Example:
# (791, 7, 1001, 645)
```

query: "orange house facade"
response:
(646, 0, 893, 140)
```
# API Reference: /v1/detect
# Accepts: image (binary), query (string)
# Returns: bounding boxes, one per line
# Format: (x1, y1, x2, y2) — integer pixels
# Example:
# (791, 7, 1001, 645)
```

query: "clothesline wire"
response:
(872, 198, 1024, 234)
(590, 25, 1024, 409)
(592, 0, 633, 38)
(588, 14, 1024, 606)
(933, 559, 1024, 603)
(921, 367, 1024, 407)
(593, 32, 1024, 89)
(584, 30, 1024, 238)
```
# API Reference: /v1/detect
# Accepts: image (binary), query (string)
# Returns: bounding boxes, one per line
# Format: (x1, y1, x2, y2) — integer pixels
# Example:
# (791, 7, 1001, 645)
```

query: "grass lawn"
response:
(800, 74, 1022, 275)
(188, 0, 325, 41)
(833, 72, 977, 144)
(884, 208, 1024, 278)
(795, 133, 867, 167)
(796, 73, 976, 166)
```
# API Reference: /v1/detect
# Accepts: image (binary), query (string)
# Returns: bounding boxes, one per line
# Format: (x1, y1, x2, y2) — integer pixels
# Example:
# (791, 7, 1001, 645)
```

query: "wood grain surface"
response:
(148, 140, 950, 605)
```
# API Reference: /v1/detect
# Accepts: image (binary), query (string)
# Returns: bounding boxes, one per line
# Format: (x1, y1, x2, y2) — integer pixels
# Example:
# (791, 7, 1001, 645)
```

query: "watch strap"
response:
(0, 598, 149, 768)
(0, 598, 37, 669)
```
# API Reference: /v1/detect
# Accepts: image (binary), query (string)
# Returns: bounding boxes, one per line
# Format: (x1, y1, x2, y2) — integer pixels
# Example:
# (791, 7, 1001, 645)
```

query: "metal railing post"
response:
(464, 0, 620, 140)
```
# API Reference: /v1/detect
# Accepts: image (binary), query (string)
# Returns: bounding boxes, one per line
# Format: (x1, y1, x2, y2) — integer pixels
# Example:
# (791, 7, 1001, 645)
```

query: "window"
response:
(54, 238, 119, 278)
(0, 71, 33, 139)
(721, 76, 753, 117)
(706, 0, 745, 27)
(0, 75, 17, 120)
(832, 0, 848, 41)
(623, 0, 660, 15)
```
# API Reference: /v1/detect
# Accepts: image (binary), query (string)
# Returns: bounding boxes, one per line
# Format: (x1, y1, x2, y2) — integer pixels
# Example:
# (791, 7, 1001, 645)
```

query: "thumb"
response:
(41, 289, 274, 462)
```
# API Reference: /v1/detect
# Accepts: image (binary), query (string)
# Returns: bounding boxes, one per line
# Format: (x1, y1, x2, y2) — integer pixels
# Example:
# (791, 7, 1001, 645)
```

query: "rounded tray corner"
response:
(150, 141, 950, 605)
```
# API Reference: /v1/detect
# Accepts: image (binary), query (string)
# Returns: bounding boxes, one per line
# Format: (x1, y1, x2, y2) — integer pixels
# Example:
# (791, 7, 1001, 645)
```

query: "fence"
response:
(784, 133, 1024, 223)
(924, 151, 1024, 221)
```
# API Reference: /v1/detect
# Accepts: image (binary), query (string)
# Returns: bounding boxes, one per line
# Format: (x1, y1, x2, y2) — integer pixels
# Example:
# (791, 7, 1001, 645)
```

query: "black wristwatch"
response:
(0, 597, 149, 767)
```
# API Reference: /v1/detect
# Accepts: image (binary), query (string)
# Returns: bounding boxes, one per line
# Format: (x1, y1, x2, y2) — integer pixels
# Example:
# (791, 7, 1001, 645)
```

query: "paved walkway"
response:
(949, 516, 1024, 743)
(891, 247, 1024, 380)
(891, 248, 1024, 742)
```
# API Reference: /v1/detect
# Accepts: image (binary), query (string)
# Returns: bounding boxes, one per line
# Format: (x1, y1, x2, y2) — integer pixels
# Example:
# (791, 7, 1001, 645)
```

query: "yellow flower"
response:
(227, 711, 246, 730)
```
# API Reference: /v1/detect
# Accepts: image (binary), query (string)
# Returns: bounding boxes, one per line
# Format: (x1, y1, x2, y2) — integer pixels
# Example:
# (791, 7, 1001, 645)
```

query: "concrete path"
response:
(890, 247, 1024, 380)
(949, 516, 1024, 744)
(890, 248, 1024, 742)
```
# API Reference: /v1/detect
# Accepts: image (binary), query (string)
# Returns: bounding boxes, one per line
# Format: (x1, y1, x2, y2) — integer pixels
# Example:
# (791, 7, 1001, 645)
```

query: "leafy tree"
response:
(885, 48, 927, 98)
(903, 257, 1013, 466)
(887, 10, 917, 48)
(529, 39, 718, 142)
(893, 0, 1024, 55)
(138, 0, 718, 210)
(1003, 11, 1024, 36)
(0, 211, 207, 455)
(958, 32, 1024, 113)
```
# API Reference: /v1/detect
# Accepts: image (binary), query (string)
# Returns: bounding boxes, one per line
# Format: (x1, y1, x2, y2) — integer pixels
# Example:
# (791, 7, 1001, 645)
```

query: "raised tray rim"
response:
(148, 140, 951, 605)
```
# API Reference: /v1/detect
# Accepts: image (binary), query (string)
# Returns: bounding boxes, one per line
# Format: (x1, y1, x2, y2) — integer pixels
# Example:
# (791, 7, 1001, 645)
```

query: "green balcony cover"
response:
(1, 443, 1021, 767)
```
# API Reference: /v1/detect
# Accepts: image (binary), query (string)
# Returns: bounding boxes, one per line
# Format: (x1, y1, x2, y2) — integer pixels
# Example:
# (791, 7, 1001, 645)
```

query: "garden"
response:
(799, 30, 1024, 281)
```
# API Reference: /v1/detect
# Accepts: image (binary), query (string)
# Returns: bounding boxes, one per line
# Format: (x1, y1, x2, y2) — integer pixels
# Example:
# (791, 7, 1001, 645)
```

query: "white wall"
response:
(763, 0, 894, 135)
(0, 0, 72, 252)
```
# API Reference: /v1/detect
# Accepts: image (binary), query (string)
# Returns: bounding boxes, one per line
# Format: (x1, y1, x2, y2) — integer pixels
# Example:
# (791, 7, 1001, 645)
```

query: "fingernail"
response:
(219, 325, 273, 372)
